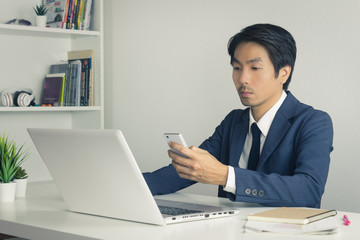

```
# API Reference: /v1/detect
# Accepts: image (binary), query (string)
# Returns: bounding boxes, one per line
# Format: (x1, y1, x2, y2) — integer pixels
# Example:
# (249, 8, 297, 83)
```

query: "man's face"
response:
(232, 42, 289, 119)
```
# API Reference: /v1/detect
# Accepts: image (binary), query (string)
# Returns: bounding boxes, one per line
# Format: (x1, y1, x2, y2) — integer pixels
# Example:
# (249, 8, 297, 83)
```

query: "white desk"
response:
(0, 181, 358, 240)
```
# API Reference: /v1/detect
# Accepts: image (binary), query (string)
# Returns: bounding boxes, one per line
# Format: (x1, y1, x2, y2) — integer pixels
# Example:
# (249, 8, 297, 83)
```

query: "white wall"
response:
(104, 0, 360, 212)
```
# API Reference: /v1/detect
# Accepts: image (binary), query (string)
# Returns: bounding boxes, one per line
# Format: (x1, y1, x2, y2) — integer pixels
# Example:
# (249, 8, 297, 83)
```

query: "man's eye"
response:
(233, 67, 241, 71)
(252, 67, 261, 70)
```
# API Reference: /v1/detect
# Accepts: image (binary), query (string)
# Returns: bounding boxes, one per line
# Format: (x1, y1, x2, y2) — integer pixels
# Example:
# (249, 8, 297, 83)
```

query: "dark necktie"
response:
(247, 123, 261, 170)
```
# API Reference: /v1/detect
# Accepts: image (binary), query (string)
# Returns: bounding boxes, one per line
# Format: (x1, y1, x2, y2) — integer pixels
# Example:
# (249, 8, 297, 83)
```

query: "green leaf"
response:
(0, 133, 29, 183)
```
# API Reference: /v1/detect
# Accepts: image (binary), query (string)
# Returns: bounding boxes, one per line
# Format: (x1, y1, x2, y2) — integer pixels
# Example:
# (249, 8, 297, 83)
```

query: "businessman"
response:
(143, 23, 333, 208)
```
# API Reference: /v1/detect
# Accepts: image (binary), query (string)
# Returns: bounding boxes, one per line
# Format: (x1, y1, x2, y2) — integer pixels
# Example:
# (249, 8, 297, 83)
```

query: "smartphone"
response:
(164, 133, 188, 158)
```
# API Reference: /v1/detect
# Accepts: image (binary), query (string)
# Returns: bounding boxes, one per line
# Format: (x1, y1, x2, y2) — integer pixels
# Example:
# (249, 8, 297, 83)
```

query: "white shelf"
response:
(0, 106, 102, 112)
(0, 23, 100, 38)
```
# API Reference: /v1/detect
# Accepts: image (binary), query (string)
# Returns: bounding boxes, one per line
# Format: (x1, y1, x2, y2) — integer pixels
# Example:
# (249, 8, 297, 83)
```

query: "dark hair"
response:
(227, 24, 296, 90)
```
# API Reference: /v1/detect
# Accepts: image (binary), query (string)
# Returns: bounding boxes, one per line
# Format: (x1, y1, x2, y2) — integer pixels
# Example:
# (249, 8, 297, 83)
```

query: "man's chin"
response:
(240, 98, 251, 107)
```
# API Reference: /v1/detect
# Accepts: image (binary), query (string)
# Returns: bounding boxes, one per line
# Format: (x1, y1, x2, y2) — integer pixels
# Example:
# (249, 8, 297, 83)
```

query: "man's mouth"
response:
(239, 88, 253, 98)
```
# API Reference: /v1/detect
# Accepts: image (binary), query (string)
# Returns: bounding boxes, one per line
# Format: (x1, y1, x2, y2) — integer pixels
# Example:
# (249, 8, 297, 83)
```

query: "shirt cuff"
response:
(223, 166, 236, 194)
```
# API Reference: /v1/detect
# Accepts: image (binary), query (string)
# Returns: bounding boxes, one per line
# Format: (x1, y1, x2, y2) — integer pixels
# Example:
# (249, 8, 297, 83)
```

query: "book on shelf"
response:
(82, 0, 93, 30)
(68, 49, 95, 106)
(66, 0, 75, 29)
(49, 62, 71, 106)
(41, 73, 66, 106)
(64, 0, 92, 30)
(45, 0, 69, 29)
(72, 0, 80, 29)
(68, 60, 82, 106)
(76, 0, 86, 30)
(247, 207, 337, 225)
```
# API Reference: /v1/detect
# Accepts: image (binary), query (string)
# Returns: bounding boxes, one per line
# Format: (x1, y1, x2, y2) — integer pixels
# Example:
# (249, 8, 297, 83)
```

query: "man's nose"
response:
(237, 69, 249, 85)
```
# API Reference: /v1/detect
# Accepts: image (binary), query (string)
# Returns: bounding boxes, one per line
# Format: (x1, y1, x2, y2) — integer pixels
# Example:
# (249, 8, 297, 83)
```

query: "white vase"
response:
(0, 182, 16, 202)
(14, 178, 28, 197)
(35, 15, 47, 28)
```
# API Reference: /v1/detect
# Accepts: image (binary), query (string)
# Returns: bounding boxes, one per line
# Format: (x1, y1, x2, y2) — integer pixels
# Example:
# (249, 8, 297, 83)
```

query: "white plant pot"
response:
(0, 182, 17, 202)
(14, 178, 28, 197)
(35, 15, 47, 28)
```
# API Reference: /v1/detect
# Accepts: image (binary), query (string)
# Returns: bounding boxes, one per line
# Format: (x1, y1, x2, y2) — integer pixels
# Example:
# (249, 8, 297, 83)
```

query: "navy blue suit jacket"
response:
(143, 92, 334, 208)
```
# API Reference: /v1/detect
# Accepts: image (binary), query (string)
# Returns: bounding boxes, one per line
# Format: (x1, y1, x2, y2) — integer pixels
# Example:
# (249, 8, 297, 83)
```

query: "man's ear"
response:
(279, 65, 291, 84)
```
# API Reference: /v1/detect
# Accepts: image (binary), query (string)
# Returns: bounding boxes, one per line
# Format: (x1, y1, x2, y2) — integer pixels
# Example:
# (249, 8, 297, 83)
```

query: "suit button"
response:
(259, 190, 264, 197)
(245, 188, 251, 195)
(251, 189, 258, 196)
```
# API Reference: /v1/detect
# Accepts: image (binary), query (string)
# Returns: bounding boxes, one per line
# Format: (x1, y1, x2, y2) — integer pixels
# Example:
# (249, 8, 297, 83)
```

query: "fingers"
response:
(172, 159, 197, 181)
(168, 142, 214, 182)
(171, 155, 201, 182)
(169, 141, 189, 155)
(168, 150, 193, 168)
(169, 148, 205, 183)
(169, 142, 207, 158)
(189, 145, 207, 153)
(168, 144, 227, 185)
(168, 147, 198, 177)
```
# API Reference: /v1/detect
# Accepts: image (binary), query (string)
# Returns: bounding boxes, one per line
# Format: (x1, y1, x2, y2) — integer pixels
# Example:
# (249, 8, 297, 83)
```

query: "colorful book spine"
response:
(77, 0, 85, 30)
(62, 0, 70, 28)
(66, 0, 75, 29)
(72, 0, 79, 29)
(41, 73, 66, 106)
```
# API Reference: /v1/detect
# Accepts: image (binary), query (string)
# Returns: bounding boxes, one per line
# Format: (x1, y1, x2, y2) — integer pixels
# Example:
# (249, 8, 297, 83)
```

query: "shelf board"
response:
(0, 106, 102, 112)
(0, 24, 100, 38)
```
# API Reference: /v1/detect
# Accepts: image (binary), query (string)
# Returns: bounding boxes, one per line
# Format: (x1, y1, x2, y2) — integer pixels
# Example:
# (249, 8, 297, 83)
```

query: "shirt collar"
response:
(249, 91, 287, 137)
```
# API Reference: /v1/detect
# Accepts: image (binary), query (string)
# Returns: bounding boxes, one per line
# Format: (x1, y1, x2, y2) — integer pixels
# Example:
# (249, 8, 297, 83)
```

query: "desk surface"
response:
(0, 181, 358, 240)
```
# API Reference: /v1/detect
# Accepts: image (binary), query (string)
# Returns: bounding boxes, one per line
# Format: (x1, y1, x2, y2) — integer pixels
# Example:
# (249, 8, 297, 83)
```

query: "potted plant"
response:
(33, 4, 49, 28)
(14, 166, 28, 197)
(0, 134, 29, 202)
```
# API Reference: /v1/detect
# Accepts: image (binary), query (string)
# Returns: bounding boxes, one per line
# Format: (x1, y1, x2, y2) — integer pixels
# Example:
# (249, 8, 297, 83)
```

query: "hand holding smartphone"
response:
(164, 133, 188, 158)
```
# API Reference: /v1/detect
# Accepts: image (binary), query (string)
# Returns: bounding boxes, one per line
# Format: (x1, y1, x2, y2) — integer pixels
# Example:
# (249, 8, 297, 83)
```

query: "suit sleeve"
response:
(143, 164, 196, 195)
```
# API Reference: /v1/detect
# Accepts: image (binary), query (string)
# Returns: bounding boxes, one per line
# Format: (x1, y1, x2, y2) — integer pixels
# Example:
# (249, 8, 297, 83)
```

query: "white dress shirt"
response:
(223, 91, 287, 194)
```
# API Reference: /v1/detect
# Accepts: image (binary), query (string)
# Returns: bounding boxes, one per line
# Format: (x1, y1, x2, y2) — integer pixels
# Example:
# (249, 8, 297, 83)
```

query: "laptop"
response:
(27, 128, 240, 225)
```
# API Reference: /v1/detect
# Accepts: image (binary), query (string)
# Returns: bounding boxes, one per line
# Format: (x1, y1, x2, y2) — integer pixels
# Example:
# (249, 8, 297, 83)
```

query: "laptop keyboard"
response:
(159, 206, 204, 216)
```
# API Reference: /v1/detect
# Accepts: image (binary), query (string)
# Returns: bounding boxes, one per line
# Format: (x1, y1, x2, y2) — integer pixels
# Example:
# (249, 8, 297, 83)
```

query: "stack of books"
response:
(245, 207, 339, 235)
(45, 0, 93, 30)
(41, 49, 95, 107)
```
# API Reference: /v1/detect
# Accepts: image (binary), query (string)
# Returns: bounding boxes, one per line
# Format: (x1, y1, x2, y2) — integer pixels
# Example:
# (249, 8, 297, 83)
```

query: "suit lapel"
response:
(257, 92, 299, 169)
(229, 109, 249, 167)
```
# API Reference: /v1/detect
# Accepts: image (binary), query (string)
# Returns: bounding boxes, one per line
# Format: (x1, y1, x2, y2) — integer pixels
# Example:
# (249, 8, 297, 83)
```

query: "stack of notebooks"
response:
(245, 207, 339, 235)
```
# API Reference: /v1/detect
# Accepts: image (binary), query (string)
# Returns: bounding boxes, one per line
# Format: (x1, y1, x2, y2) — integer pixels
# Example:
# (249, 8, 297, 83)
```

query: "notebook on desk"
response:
(27, 128, 240, 225)
(247, 207, 337, 225)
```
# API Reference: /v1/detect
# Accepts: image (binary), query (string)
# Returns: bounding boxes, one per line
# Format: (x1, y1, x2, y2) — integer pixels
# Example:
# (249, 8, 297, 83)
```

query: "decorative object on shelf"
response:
(0, 88, 35, 107)
(5, 18, 32, 26)
(33, 4, 49, 28)
(0, 134, 29, 202)
(44, 0, 68, 28)
(14, 166, 28, 198)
